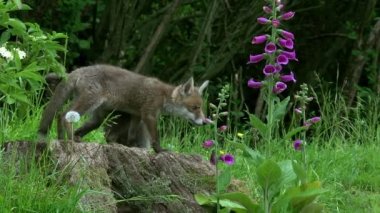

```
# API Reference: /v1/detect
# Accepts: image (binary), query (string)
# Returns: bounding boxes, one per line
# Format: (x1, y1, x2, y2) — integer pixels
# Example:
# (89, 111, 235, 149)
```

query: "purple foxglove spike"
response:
(248, 53, 265, 64)
(257, 17, 270, 24)
(251, 35, 268, 44)
(276, 54, 289, 65)
(281, 50, 298, 61)
(263, 6, 272, 14)
(272, 19, 280, 28)
(278, 38, 294, 49)
(265, 42, 276, 54)
(279, 30, 295, 40)
(273, 81, 287, 94)
(293, 139, 302, 151)
(247, 78, 263, 89)
(263, 64, 276, 76)
(203, 140, 214, 148)
(275, 64, 282, 72)
(281, 11, 295, 20)
(280, 71, 296, 82)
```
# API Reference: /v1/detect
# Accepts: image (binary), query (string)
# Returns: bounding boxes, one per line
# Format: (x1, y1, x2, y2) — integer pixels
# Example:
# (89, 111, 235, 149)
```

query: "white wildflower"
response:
(0, 46, 13, 60)
(65, 111, 81, 123)
(14, 48, 26, 60)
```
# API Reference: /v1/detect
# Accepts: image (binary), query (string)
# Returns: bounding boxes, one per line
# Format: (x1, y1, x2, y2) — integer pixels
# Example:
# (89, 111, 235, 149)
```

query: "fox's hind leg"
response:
(74, 109, 108, 141)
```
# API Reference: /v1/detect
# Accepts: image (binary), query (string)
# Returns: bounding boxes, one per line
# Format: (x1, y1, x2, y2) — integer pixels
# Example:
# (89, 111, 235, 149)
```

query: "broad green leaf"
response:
(218, 169, 232, 193)
(230, 142, 264, 165)
(219, 199, 246, 211)
(194, 193, 214, 205)
(248, 113, 267, 137)
(7, 18, 26, 32)
(278, 160, 297, 186)
(292, 161, 307, 184)
(273, 96, 290, 122)
(11, 0, 22, 9)
(257, 159, 282, 190)
(284, 126, 308, 140)
(300, 203, 324, 213)
(219, 192, 261, 213)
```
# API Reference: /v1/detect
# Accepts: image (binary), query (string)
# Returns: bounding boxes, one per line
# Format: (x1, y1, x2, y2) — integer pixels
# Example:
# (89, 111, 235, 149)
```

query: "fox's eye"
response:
(191, 106, 200, 110)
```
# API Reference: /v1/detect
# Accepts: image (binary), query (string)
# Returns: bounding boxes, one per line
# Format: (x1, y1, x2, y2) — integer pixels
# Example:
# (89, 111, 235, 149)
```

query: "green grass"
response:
(0, 92, 379, 212)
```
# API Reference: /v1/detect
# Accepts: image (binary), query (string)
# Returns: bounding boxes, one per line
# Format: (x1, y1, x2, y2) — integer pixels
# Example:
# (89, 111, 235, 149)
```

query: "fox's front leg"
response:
(142, 114, 167, 153)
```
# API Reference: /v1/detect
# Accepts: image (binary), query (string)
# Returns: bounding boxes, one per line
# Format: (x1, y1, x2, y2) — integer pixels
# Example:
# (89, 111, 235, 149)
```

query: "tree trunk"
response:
(3, 141, 217, 213)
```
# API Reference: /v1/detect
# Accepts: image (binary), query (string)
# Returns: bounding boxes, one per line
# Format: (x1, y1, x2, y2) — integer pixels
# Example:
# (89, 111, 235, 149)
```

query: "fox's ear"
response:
(198, 80, 209, 95)
(180, 77, 194, 96)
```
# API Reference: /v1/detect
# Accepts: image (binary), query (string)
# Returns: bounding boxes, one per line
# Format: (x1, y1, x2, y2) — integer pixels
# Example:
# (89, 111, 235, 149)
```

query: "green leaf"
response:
(292, 161, 307, 184)
(11, 0, 22, 9)
(300, 203, 324, 213)
(194, 193, 214, 205)
(219, 199, 246, 210)
(248, 113, 267, 137)
(272, 96, 290, 122)
(284, 126, 308, 140)
(219, 192, 261, 213)
(278, 160, 297, 186)
(7, 18, 26, 32)
(230, 142, 264, 165)
(218, 169, 232, 193)
(257, 159, 282, 190)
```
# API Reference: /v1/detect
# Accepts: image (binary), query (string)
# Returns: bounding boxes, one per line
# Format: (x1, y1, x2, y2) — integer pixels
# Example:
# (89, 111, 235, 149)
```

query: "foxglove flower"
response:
(276, 54, 289, 65)
(310, 116, 321, 123)
(203, 140, 214, 148)
(281, 11, 295, 20)
(281, 50, 298, 61)
(265, 42, 277, 54)
(248, 53, 265, 64)
(65, 111, 80, 123)
(279, 30, 295, 40)
(293, 139, 302, 151)
(263, 64, 276, 76)
(257, 17, 270, 24)
(247, 78, 263, 89)
(273, 82, 287, 94)
(278, 38, 294, 49)
(251, 35, 268, 44)
(280, 71, 296, 82)
(263, 6, 272, 14)
(220, 154, 235, 165)
(272, 19, 280, 28)
(294, 107, 302, 114)
(275, 64, 283, 72)
(218, 125, 228, 132)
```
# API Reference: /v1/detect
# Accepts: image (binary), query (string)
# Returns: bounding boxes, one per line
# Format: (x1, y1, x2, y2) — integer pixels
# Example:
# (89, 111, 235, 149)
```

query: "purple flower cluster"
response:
(247, 1, 297, 94)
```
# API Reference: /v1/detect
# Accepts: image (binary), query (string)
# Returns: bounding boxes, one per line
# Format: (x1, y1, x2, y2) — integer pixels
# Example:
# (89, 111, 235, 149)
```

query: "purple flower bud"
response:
(281, 50, 298, 61)
(257, 17, 270, 25)
(278, 38, 294, 49)
(263, 6, 272, 14)
(247, 78, 263, 89)
(276, 54, 289, 65)
(277, 4, 284, 11)
(248, 53, 265, 64)
(293, 139, 302, 151)
(272, 19, 280, 28)
(310, 116, 321, 123)
(218, 125, 228, 132)
(273, 81, 287, 94)
(203, 118, 214, 124)
(203, 140, 214, 148)
(263, 64, 276, 76)
(210, 150, 216, 165)
(220, 154, 235, 165)
(303, 121, 311, 128)
(281, 11, 295, 20)
(280, 71, 296, 83)
(265, 42, 277, 54)
(251, 35, 268, 44)
(294, 107, 302, 114)
(279, 30, 295, 40)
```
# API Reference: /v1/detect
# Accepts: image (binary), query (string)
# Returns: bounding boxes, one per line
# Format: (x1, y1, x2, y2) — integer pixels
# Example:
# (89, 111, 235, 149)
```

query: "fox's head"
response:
(170, 77, 209, 125)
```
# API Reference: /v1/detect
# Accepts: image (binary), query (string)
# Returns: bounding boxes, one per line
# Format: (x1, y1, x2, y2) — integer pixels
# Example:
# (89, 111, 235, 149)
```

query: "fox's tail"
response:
(38, 75, 74, 136)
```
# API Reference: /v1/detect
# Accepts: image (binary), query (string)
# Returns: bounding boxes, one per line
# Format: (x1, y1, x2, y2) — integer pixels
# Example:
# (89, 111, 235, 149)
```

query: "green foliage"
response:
(0, 0, 67, 118)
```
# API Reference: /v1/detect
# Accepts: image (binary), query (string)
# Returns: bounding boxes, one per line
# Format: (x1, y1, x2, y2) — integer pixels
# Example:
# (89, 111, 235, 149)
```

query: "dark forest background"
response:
(20, 0, 380, 111)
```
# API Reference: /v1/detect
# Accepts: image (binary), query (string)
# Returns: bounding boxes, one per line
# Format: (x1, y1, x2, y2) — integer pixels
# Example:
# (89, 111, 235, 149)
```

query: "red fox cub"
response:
(38, 64, 209, 153)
